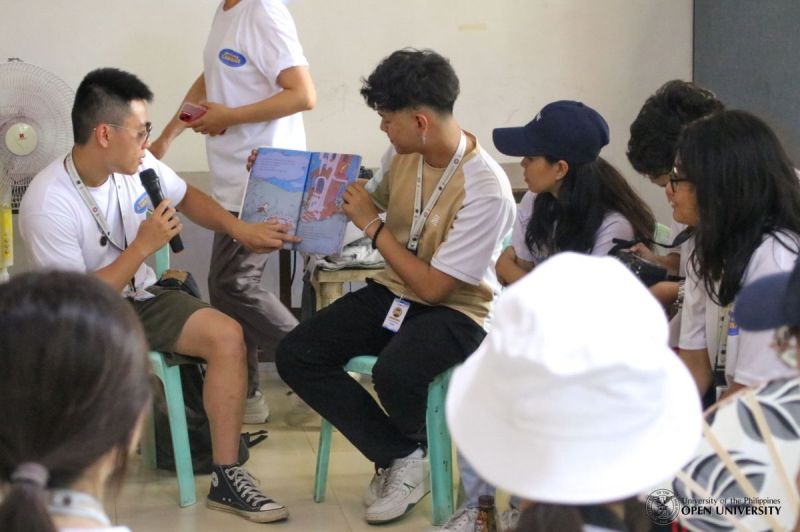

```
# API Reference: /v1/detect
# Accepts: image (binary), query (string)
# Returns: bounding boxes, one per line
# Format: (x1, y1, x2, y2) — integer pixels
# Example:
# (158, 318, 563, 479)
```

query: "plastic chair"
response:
(653, 222, 672, 246)
(140, 244, 197, 507)
(313, 355, 455, 525)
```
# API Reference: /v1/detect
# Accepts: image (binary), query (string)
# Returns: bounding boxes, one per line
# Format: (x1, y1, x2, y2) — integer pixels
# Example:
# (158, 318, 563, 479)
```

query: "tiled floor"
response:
(112, 367, 441, 531)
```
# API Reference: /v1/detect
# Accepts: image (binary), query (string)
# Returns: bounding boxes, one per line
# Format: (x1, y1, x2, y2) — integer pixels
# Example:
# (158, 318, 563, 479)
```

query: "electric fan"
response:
(0, 58, 74, 280)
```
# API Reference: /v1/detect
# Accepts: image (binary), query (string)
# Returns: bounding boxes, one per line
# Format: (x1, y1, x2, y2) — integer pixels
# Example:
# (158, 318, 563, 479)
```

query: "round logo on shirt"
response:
(134, 192, 150, 214)
(219, 48, 247, 67)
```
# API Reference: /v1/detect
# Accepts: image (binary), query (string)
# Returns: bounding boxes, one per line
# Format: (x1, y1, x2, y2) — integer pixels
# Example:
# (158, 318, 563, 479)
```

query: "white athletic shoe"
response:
(364, 449, 429, 523)
(363, 468, 387, 507)
(243, 389, 270, 424)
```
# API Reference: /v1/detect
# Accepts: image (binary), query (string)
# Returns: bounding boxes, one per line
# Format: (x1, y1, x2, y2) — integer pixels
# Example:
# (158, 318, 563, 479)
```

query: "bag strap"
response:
(242, 429, 269, 448)
(610, 227, 694, 255)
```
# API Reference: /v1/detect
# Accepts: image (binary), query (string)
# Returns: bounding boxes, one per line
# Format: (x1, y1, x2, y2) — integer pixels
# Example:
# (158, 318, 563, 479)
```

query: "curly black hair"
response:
(627, 80, 723, 177)
(360, 48, 459, 114)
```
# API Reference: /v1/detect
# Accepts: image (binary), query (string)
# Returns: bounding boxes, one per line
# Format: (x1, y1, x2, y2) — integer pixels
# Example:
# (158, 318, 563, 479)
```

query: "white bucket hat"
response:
(446, 252, 703, 504)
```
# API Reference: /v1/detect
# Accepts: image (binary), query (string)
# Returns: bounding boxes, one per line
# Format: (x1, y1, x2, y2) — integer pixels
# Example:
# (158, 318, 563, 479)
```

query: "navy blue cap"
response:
(735, 260, 800, 331)
(492, 100, 610, 164)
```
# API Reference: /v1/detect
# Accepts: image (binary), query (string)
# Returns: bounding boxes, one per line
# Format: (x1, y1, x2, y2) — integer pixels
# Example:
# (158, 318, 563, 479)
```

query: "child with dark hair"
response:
(276, 48, 515, 525)
(627, 80, 724, 183)
(674, 110, 800, 401)
(443, 100, 655, 531)
(0, 271, 151, 532)
(494, 100, 655, 286)
(625, 81, 724, 339)
(447, 254, 702, 532)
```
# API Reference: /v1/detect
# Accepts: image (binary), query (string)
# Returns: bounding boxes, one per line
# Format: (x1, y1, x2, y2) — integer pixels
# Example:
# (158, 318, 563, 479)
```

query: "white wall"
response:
(2, 0, 692, 226)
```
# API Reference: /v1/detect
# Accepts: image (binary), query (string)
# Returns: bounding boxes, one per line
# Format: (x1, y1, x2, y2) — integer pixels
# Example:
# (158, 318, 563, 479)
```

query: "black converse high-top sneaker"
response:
(207, 464, 288, 523)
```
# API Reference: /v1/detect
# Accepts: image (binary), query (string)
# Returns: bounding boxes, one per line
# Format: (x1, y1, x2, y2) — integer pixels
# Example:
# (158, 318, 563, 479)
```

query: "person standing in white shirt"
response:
(151, 0, 316, 424)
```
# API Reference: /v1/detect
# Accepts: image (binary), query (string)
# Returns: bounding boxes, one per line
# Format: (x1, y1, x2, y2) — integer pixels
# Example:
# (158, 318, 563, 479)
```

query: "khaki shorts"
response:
(130, 285, 210, 364)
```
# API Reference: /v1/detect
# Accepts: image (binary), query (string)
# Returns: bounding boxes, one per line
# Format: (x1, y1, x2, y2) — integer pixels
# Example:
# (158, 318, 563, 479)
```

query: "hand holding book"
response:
(232, 218, 301, 254)
(240, 147, 362, 255)
(342, 181, 380, 233)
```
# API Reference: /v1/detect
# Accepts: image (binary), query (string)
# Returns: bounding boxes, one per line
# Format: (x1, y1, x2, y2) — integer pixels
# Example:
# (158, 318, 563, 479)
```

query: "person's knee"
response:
(208, 316, 246, 362)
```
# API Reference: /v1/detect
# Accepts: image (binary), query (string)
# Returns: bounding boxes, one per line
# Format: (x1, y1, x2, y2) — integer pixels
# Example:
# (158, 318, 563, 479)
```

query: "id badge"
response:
(383, 298, 410, 332)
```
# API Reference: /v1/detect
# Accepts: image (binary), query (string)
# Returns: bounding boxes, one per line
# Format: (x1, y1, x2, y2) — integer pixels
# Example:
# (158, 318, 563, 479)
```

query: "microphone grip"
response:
(140, 169, 184, 253)
(168, 233, 184, 253)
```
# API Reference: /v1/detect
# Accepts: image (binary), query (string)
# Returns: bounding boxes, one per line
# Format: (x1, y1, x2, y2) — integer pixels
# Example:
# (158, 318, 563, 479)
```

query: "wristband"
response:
(362, 216, 381, 236)
(371, 221, 385, 249)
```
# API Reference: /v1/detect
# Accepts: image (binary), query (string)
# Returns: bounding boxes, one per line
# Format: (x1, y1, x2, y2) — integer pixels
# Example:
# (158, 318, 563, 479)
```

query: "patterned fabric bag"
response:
(666, 377, 800, 531)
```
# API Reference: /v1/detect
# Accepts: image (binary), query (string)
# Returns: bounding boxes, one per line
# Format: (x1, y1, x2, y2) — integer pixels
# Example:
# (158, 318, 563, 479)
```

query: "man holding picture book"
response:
(276, 48, 516, 525)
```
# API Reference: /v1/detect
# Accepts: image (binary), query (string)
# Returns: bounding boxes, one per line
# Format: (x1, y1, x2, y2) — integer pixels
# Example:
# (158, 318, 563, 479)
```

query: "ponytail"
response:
(0, 463, 57, 532)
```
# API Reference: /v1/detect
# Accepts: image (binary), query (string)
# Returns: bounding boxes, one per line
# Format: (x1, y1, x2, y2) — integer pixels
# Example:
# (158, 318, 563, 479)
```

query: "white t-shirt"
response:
(366, 139, 516, 330)
(668, 219, 691, 347)
(679, 232, 800, 386)
(509, 191, 635, 263)
(19, 151, 187, 297)
(203, 0, 308, 210)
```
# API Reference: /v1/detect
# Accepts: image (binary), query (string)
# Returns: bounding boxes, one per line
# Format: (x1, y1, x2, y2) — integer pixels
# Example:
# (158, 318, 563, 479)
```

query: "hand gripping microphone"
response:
(139, 168, 184, 253)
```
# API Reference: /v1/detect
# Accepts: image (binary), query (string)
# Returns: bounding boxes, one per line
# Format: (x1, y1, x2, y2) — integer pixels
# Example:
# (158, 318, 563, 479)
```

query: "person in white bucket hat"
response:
(446, 252, 703, 530)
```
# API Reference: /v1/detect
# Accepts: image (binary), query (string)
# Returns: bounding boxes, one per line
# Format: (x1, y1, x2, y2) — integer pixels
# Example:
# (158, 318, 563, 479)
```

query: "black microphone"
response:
(139, 168, 184, 253)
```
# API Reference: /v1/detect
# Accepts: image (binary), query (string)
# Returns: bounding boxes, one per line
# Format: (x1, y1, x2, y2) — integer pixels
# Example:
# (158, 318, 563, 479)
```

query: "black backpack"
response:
(153, 363, 268, 473)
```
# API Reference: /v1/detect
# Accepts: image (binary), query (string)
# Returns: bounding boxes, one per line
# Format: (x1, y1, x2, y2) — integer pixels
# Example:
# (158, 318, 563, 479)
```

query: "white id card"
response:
(383, 298, 410, 332)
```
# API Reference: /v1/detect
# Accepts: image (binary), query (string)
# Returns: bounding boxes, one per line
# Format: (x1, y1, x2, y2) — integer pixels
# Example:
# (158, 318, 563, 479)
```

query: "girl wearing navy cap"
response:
(493, 100, 655, 286)
(442, 101, 656, 531)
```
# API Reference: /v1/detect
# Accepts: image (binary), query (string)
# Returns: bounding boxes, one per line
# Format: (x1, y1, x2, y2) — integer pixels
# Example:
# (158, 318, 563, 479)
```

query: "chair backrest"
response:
(653, 222, 672, 246)
(154, 244, 170, 277)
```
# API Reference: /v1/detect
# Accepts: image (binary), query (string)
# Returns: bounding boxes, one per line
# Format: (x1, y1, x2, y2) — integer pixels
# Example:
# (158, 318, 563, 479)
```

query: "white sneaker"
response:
(363, 469, 387, 507)
(365, 449, 430, 523)
(243, 389, 270, 424)
(440, 505, 480, 531)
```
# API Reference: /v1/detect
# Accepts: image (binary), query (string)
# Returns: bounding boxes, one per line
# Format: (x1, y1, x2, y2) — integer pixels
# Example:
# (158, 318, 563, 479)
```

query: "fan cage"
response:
(0, 60, 74, 210)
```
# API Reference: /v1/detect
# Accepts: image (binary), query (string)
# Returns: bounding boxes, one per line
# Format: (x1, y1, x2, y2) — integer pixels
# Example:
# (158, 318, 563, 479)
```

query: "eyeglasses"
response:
(107, 122, 152, 146)
(772, 325, 799, 368)
(668, 165, 692, 192)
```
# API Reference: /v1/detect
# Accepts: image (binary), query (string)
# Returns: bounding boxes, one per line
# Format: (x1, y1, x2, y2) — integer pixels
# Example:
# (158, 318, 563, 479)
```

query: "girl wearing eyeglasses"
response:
(674, 110, 800, 404)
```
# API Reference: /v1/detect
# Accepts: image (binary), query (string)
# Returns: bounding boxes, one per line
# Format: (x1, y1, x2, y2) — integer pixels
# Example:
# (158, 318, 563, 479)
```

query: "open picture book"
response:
(239, 147, 362, 255)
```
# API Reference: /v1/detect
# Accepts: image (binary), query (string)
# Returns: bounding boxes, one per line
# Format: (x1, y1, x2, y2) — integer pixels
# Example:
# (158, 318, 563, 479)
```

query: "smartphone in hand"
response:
(179, 102, 207, 122)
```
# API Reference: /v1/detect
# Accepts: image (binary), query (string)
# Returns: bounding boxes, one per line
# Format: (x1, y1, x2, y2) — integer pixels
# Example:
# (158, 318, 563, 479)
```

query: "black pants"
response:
(276, 282, 486, 468)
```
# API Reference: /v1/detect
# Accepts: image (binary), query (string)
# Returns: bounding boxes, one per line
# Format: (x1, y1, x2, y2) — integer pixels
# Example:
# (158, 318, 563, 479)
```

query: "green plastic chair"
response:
(140, 244, 197, 507)
(653, 222, 672, 246)
(313, 355, 455, 525)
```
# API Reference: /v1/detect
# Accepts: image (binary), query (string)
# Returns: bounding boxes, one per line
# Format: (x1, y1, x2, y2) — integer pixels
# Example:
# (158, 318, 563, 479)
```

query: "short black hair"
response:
(360, 48, 460, 114)
(72, 68, 153, 145)
(627, 80, 723, 177)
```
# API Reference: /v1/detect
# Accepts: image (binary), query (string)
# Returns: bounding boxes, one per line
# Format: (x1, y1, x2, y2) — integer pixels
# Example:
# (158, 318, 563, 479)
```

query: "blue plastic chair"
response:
(140, 244, 197, 507)
(313, 355, 455, 525)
